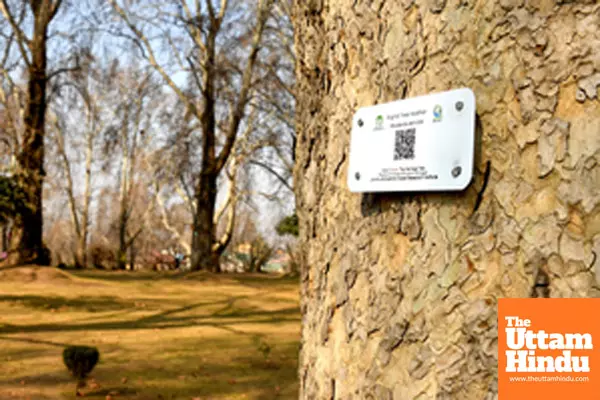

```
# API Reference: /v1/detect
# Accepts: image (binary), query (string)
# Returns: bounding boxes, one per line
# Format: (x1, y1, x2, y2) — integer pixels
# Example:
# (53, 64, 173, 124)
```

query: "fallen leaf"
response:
(121, 377, 128, 384)
(228, 379, 237, 384)
(20, 380, 25, 385)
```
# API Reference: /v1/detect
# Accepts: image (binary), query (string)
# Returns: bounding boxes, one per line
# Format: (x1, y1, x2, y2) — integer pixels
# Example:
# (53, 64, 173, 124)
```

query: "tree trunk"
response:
(293, 1, 600, 399)
(79, 147, 92, 268)
(1, 223, 8, 252)
(116, 105, 130, 271)
(10, 7, 51, 265)
(129, 240, 135, 271)
(190, 173, 219, 272)
(79, 111, 94, 268)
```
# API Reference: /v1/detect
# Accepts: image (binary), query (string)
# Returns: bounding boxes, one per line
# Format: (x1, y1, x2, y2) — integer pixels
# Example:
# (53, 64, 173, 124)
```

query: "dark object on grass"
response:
(63, 345, 100, 379)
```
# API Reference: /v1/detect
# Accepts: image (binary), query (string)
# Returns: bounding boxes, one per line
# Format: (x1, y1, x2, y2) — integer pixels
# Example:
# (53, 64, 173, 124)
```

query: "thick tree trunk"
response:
(190, 173, 219, 272)
(293, 1, 600, 399)
(10, 9, 50, 265)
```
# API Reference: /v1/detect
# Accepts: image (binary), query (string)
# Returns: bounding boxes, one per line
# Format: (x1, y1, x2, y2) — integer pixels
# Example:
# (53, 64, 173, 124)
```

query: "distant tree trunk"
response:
(116, 205, 128, 270)
(79, 122, 94, 268)
(191, 172, 219, 272)
(1, 223, 8, 252)
(293, 1, 600, 399)
(128, 240, 135, 271)
(116, 106, 130, 270)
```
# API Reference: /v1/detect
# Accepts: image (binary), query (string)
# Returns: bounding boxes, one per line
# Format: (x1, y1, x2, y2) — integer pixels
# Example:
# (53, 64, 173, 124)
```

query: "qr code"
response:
(394, 128, 416, 160)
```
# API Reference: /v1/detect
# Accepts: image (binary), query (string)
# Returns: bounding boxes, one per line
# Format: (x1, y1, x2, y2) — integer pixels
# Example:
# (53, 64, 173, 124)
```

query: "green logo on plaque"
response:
(375, 115, 384, 129)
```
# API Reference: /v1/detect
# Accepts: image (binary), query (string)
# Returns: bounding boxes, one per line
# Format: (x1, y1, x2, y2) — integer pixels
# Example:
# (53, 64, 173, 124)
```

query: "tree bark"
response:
(293, 1, 600, 399)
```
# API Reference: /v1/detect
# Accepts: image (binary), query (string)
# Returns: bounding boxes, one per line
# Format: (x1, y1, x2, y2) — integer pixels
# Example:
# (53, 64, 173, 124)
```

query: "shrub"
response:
(244, 236, 273, 273)
(89, 243, 115, 269)
(62, 345, 100, 379)
(0, 176, 26, 223)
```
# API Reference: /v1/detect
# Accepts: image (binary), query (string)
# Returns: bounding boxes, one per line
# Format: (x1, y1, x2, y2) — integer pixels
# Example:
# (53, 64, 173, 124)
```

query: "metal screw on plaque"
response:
(357, 119, 364, 127)
(455, 101, 464, 112)
(355, 172, 361, 181)
(452, 166, 462, 178)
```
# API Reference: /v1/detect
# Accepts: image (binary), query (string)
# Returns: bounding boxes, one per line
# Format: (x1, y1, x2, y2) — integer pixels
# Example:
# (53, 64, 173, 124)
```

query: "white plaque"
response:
(347, 88, 476, 193)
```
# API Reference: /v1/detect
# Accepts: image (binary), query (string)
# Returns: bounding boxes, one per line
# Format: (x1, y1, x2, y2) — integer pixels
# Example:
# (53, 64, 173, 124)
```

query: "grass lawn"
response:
(0, 267, 300, 400)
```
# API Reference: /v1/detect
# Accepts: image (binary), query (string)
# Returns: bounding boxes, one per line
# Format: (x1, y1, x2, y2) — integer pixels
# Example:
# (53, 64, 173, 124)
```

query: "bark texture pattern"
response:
(293, 1, 600, 399)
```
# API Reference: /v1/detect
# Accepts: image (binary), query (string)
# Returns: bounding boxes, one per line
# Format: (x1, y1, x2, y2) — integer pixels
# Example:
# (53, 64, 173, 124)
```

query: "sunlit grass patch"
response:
(0, 268, 300, 399)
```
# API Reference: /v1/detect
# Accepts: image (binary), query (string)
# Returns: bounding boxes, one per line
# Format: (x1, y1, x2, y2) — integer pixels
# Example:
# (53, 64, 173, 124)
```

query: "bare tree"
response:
(109, 0, 274, 272)
(48, 58, 121, 267)
(152, 107, 270, 269)
(108, 68, 160, 270)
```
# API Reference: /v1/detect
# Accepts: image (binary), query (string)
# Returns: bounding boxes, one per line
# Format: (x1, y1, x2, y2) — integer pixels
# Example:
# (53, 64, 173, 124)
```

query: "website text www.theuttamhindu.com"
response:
(508, 376, 590, 383)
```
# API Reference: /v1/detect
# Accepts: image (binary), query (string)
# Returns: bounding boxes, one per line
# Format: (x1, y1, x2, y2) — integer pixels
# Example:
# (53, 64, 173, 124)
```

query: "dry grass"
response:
(0, 267, 300, 399)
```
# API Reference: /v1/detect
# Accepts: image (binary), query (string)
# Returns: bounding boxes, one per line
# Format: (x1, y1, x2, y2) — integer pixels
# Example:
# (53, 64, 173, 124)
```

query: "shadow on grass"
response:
(0, 338, 300, 399)
(73, 269, 299, 288)
(0, 335, 71, 348)
(228, 274, 299, 289)
(0, 279, 300, 336)
(82, 387, 138, 397)
(0, 271, 301, 399)
(0, 306, 300, 335)
(72, 269, 205, 283)
(0, 294, 138, 312)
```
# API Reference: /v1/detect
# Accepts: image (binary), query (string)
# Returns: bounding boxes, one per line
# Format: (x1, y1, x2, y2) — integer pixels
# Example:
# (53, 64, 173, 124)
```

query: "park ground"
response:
(0, 267, 300, 399)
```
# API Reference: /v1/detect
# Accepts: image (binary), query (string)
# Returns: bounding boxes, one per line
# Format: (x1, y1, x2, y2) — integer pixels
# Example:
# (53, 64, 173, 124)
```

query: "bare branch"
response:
(248, 159, 293, 191)
(215, 0, 273, 173)
(0, 0, 31, 67)
(47, 65, 81, 81)
(50, 0, 63, 21)
(109, 0, 201, 120)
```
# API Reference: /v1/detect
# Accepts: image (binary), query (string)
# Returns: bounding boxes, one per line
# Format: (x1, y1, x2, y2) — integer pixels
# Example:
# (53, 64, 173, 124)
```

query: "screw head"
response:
(455, 101, 464, 112)
(357, 119, 364, 127)
(355, 172, 361, 180)
(452, 166, 462, 178)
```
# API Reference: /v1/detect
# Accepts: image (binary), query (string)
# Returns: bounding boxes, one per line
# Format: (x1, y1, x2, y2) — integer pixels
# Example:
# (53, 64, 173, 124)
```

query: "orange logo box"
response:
(498, 298, 600, 400)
